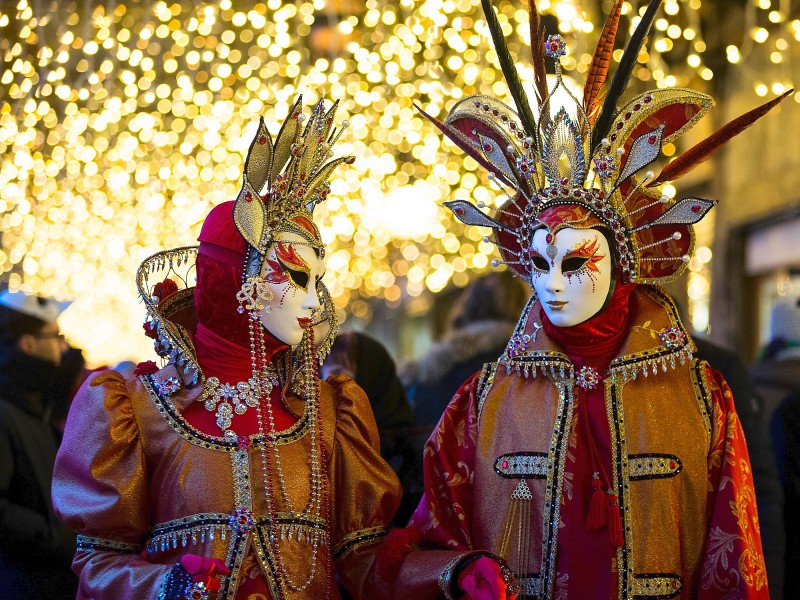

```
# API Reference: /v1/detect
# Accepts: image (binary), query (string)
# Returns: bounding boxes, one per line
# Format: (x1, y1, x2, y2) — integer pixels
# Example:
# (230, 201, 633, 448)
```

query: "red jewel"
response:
(691, 204, 701, 213)
(670, 460, 677, 469)
(345, 156, 355, 164)
(560, 177, 569, 185)
(259, 134, 267, 145)
(454, 207, 464, 215)
(545, 233, 553, 243)
(245, 191, 252, 202)
(634, 103, 641, 110)
(483, 143, 493, 152)
(616, 122, 624, 130)
(625, 112, 632, 119)
(648, 135, 657, 144)
(502, 461, 509, 468)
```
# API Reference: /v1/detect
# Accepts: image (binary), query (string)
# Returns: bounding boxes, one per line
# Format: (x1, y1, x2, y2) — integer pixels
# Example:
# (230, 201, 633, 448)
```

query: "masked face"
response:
(258, 233, 324, 347)
(530, 226, 612, 327)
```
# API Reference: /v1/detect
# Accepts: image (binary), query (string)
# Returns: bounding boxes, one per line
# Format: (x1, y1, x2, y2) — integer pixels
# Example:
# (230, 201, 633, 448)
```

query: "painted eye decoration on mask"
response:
(274, 242, 311, 290)
(529, 237, 605, 277)
(563, 238, 604, 277)
(264, 258, 289, 285)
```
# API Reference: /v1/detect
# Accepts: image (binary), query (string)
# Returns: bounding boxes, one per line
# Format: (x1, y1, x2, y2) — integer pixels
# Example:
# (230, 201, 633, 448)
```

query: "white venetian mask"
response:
(530, 226, 613, 327)
(258, 232, 325, 347)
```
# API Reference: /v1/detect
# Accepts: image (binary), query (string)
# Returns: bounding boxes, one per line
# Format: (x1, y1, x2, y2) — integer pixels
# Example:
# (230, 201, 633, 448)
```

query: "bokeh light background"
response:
(1, 0, 797, 366)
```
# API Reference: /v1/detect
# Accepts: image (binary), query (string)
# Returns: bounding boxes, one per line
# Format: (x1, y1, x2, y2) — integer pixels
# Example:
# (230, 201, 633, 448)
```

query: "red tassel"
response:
(606, 493, 624, 548)
(587, 473, 607, 529)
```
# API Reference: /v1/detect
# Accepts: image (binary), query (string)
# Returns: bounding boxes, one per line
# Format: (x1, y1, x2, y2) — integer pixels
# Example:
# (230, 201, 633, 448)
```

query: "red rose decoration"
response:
(143, 320, 158, 340)
(152, 278, 179, 303)
(133, 360, 159, 376)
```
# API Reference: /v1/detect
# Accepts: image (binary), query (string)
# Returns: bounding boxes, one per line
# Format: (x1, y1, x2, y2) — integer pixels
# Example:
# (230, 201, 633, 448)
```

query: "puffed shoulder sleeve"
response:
(324, 374, 402, 599)
(52, 370, 171, 599)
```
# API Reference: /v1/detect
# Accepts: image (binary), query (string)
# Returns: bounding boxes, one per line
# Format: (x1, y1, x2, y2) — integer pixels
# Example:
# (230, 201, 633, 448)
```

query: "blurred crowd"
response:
(2, 279, 799, 599)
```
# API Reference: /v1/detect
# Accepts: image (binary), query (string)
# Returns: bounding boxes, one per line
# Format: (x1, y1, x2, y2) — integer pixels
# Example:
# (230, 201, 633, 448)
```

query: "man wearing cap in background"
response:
(0, 290, 78, 599)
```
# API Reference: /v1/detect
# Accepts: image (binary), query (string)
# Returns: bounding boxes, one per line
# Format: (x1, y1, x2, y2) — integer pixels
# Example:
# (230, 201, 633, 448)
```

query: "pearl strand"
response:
(248, 311, 326, 593)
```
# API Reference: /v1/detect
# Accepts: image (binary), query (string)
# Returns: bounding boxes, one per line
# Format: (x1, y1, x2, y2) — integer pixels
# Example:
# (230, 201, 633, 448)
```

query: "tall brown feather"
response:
(529, 0, 548, 108)
(583, 0, 624, 124)
(649, 90, 792, 186)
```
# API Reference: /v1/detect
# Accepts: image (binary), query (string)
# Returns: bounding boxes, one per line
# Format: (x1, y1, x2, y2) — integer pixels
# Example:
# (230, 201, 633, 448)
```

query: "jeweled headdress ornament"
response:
(233, 95, 354, 279)
(421, 0, 790, 285)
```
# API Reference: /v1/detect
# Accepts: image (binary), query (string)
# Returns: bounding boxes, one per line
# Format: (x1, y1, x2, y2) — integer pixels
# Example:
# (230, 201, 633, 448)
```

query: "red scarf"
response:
(541, 283, 636, 594)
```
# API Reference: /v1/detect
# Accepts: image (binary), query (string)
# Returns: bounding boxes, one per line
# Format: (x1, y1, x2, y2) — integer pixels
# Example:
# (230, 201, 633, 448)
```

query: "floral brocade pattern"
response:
(700, 377, 768, 595)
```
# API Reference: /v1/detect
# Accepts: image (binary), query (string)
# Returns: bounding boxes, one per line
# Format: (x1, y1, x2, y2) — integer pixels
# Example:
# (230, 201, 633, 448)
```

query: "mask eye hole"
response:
(531, 256, 549, 272)
(562, 256, 589, 273)
(286, 267, 309, 289)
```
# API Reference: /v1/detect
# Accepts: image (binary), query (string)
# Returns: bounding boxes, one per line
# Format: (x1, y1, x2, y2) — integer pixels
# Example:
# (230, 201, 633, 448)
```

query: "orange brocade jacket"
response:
(51, 367, 400, 600)
(394, 285, 768, 600)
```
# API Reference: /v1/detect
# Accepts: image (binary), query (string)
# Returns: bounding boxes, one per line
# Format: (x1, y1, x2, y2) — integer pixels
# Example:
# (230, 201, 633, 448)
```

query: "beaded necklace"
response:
(248, 312, 328, 594)
(196, 308, 330, 597)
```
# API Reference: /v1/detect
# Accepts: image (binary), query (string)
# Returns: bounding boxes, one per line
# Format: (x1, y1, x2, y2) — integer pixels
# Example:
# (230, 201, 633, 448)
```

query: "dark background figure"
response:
(321, 329, 419, 526)
(751, 296, 800, 599)
(0, 290, 78, 600)
(46, 345, 95, 436)
(401, 270, 529, 460)
(692, 335, 785, 599)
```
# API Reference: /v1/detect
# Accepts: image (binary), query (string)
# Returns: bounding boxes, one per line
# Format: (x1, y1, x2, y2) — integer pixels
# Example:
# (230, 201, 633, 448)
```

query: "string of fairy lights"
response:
(0, 0, 796, 365)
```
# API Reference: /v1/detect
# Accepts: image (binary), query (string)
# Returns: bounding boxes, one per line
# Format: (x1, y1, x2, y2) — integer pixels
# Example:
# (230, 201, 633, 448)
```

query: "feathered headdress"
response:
(421, 0, 790, 285)
(233, 96, 354, 278)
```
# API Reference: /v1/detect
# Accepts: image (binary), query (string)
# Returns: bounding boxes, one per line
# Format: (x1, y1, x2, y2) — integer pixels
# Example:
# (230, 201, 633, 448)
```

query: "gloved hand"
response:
(457, 556, 517, 600)
(179, 554, 230, 593)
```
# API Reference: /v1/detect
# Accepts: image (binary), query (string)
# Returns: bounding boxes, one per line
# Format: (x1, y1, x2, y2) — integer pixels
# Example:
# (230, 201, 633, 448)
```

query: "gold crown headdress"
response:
(234, 96, 354, 279)
(420, 0, 790, 285)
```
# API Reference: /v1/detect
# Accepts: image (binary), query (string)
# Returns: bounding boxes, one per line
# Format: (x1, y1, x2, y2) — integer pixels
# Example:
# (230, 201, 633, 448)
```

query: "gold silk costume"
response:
(53, 365, 400, 599)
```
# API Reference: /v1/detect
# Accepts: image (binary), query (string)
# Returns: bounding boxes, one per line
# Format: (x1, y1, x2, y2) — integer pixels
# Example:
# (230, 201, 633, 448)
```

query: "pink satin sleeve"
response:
(698, 365, 769, 599)
(52, 370, 170, 599)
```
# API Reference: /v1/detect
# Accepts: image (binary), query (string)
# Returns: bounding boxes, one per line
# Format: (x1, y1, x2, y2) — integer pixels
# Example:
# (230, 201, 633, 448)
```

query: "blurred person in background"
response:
(752, 296, 800, 598)
(401, 270, 529, 459)
(677, 302, 785, 598)
(46, 345, 98, 436)
(0, 290, 78, 600)
(321, 330, 418, 526)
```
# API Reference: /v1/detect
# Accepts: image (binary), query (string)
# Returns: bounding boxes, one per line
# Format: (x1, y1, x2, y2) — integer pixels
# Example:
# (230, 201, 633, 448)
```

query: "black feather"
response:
(481, 0, 538, 140)
(591, 0, 662, 151)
